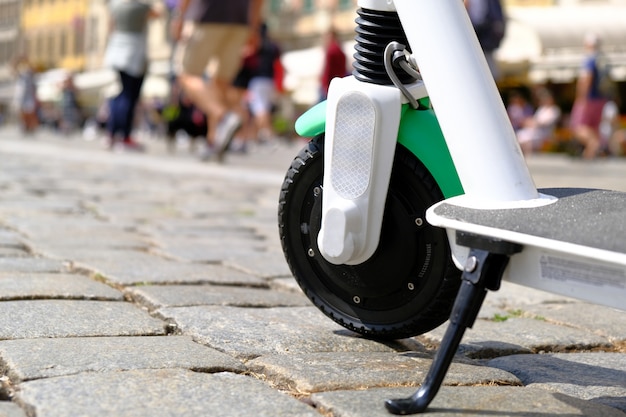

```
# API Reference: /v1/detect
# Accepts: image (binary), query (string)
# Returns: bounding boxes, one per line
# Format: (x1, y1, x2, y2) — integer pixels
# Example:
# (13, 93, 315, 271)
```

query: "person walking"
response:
(247, 23, 281, 144)
(12, 56, 39, 134)
(506, 90, 533, 133)
(59, 73, 82, 135)
(516, 88, 561, 156)
(570, 33, 609, 159)
(319, 27, 346, 102)
(464, 0, 506, 80)
(104, 0, 160, 151)
(170, 0, 264, 162)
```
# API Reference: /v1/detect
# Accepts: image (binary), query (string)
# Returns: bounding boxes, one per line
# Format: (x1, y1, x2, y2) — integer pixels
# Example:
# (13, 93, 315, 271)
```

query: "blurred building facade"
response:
(0, 0, 21, 107)
(0, 0, 625, 113)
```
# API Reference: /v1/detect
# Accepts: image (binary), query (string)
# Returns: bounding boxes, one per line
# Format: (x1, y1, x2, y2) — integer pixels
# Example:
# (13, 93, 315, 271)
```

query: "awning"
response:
(496, 6, 626, 83)
(74, 68, 118, 91)
(36, 64, 171, 104)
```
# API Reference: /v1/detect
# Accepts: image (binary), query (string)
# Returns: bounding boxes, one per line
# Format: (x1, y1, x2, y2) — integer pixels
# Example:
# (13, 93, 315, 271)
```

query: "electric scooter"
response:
(277, 0, 626, 414)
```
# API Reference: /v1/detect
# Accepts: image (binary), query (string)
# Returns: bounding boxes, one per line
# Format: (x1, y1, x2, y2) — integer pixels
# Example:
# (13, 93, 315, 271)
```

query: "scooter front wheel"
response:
(278, 135, 461, 340)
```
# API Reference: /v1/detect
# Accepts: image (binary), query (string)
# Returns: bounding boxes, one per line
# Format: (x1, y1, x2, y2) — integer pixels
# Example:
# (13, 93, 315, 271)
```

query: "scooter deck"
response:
(427, 187, 626, 310)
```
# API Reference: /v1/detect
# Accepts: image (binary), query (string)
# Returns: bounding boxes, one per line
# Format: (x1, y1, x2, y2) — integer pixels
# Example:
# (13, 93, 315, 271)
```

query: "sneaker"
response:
(229, 138, 248, 154)
(214, 112, 242, 161)
(122, 137, 145, 152)
(198, 146, 215, 162)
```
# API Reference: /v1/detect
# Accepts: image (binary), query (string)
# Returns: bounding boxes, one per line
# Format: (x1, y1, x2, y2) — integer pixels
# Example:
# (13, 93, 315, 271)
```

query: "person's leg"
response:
(106, 97, 120, 145)
(107, 71, 129, 143)
(119, 71, 145, 140)
(574, 125, 601, 159)
(176, 24, 248, 159)
(574, 100, 606, 159)
(248, 77, 276, 142)
(175, 23, 224, 144)
(107, 71, 144, 150)
(609, 129, 626, 156)
(23, 111, 37, 132)
(227, 86, 254, 151)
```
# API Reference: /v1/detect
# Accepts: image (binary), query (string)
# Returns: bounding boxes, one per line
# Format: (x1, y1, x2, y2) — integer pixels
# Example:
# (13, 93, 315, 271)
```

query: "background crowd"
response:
(8, 0, 626, 161)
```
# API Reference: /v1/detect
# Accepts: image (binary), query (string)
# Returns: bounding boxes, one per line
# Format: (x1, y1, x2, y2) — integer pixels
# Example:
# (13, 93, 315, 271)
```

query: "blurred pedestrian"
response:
(570, 33, 609, 159)
(516, 88, 561, 155)
(608, 127, 626, 157)
(170, 0, 264, 162)
(59, 73, 82, 134)
(12, 55, 39, 134)
(104, 0, 160, 151)
(162, 78, 208, 153)
(600, 99, 626, 157)
(247, 22, 282, 144)
(464, 0, 506, 80)
(319, 27, 346, 102)
(506, 90, 533, 132)
(228, 43, 259, 152)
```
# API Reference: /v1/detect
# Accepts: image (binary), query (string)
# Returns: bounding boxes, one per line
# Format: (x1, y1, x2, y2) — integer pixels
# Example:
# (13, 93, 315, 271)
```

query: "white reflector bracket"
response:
(318, 76, 402, 265)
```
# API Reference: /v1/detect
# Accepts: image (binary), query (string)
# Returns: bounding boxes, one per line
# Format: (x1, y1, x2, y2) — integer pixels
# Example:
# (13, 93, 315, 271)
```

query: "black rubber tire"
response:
(278, 135, 461, 340)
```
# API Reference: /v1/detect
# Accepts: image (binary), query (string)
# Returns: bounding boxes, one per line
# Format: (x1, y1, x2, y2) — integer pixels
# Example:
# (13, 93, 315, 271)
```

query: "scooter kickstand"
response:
(386, 242, 519, 415)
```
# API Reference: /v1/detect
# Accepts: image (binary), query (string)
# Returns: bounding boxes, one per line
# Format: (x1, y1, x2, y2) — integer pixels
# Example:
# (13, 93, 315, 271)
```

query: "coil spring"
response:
(353, 8, 417, 85)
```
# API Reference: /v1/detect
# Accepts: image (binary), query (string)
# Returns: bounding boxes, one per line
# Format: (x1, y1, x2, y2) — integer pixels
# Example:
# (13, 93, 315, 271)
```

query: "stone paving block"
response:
(484, 281, 578, 308)
(423, 317, 611, 358)
(223, 251, 293, 279)
(248, 351, 520, 393)
(0, 273, 123, 301)
(0, 199, 81, 215)
(31, 232, 149, 250)
(36, 245, 152, 265)
(127, 284, 309, 310)
(0, 336, 245, 382)
(157, 306, 422, 359)
(476, 303, 510, 321)
(3, 215, 119, 240)
(269, 277, 305, 293)
(72, 251, 266, 286)
(0, 401, 27, 417)
(310, 386, 626, 417)
(521, 302, 626, 342)
(0, 229, 23, 246)
(488, 353, 626, 412)
(142, 219, 261, 240)
(86, 200, 185, 223)
(0, 300, 165, 339)
(0, 248, 28, 258)
(29, 234, 148, 252)
(150, 239, 267, 263)
(17, 369, 319, 417)
(476, 281, 576, 320)
(40, 247, 147, 265)
(0, 258, 67, 274)
(142, 222, 264, 238)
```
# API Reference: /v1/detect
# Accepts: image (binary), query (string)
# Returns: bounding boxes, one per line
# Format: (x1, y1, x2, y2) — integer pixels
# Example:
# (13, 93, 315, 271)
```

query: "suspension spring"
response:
(353, 8, 417, 86)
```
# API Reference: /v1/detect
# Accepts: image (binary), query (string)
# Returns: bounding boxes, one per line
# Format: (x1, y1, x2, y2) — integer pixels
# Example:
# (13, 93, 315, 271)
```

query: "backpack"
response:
(473, 0, 506, 52)
(596, 54, 618, 99)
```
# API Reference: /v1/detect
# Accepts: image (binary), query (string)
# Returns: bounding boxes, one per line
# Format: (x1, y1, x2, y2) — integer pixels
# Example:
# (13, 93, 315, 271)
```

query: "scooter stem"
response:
(393, 0, 538, 207)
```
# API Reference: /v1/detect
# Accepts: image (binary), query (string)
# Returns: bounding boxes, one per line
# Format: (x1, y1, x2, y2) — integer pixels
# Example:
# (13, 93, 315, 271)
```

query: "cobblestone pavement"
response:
(0, 127, 624, 417)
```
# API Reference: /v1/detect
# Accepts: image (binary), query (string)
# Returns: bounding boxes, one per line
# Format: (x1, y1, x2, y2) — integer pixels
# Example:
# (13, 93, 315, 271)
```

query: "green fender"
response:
(294, 101, 327, 138)
(294, 101, 464, 199)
